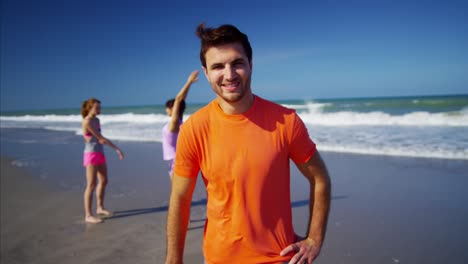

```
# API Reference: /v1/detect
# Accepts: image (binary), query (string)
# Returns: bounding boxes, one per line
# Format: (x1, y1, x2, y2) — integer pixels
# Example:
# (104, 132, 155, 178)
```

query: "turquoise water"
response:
(2, 94, 467, 116)
(1, 94, 467, 160)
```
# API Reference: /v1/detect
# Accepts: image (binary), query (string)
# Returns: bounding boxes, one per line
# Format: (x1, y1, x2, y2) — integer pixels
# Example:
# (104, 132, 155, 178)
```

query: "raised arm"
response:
(165, 174, 197, 264)
(281, 151, 331, 264)
(168, 70, 199, 132)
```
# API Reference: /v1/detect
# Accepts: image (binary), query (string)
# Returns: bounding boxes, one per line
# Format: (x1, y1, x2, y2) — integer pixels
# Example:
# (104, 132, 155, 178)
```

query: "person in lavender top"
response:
(162, 71, 199, 178)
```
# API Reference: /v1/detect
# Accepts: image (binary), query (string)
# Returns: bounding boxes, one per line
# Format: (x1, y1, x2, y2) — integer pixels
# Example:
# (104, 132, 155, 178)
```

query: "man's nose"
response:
(224, 65, 236, 80)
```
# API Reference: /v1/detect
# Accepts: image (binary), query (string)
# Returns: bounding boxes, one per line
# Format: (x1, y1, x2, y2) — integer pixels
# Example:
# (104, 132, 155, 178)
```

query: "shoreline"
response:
(1, 129, 468, 263)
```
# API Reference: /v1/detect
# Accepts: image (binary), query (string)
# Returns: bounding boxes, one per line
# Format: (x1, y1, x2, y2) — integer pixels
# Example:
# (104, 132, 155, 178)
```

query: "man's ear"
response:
(202, 66, 209, 79)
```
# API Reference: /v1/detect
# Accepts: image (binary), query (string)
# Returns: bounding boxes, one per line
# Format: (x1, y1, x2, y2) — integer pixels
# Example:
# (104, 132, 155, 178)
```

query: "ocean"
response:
(1, 94, 467, 160)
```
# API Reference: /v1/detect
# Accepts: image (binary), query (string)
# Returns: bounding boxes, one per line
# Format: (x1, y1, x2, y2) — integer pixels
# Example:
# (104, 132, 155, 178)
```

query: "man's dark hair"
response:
(165, 99, 186, 119)
(195, 23, 252, 68)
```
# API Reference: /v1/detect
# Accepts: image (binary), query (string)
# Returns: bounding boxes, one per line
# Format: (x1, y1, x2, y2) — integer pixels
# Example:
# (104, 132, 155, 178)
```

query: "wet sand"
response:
(1, 128, 468, 263)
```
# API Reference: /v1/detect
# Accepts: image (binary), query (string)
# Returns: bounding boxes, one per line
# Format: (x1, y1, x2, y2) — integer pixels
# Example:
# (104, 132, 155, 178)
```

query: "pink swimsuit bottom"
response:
(83, 152, 106, 167)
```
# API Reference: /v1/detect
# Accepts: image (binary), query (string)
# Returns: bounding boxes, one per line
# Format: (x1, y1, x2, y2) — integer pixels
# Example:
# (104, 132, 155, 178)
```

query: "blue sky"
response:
(1, 0, 467, 111)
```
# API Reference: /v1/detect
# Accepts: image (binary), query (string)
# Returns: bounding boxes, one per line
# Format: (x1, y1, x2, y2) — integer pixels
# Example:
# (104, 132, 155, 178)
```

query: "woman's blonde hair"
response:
(81, 98, 101, 118)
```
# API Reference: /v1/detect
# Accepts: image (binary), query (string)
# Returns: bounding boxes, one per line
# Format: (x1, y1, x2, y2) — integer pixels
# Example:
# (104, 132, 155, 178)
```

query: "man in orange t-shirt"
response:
(165, 23, 331, 264)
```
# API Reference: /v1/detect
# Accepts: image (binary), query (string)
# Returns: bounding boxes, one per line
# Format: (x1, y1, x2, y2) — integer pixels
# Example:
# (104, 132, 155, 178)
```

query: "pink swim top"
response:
(84, 125, 101, 138)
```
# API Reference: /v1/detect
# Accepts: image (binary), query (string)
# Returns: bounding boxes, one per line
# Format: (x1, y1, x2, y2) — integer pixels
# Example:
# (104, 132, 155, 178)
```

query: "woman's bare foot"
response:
(96, 208, 113, 217)
(85, 215, 103, 224)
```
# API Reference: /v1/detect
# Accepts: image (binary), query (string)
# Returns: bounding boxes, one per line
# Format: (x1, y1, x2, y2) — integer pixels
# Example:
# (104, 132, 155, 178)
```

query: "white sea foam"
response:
(0, 114, 82, 122)
(281, 104, 309, 110)
(2, 105, 467, 160)
(3, 109, 466, 128)
(0, 113, 171, 124)
(45, 126, 81, 132)
(11, 158, 39, 168)
(295, 104, 468, 127)
(318, 144, 468, 160)
(461, 106, 468, 115)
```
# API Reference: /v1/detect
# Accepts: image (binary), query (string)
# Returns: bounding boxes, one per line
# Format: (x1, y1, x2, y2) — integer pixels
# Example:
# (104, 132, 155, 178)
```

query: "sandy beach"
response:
(1, 127, 468, 263)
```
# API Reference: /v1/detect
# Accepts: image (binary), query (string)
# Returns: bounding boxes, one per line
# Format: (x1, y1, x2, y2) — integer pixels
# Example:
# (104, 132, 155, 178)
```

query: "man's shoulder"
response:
(255, 95, 296, 115)
(186, 101, 214, 121)
(181, 100, 215, 131)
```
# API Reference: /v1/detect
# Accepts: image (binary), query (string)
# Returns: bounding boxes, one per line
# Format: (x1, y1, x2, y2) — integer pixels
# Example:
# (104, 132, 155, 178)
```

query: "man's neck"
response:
(216, 93, 254, 115)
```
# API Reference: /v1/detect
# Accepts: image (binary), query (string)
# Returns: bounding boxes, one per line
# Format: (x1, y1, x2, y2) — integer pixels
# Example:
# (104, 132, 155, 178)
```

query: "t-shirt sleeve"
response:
(173, 119, 200, 178)
(288, 112, 316, 164)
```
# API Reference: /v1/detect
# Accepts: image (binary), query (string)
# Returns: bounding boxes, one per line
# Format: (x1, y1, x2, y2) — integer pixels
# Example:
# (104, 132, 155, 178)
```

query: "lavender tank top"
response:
(162, 122, 180, 161)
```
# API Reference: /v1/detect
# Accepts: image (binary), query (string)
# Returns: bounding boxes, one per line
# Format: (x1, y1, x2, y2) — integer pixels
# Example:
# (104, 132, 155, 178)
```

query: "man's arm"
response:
(280, 151, 331, 264)
(166, 174, 197, 264)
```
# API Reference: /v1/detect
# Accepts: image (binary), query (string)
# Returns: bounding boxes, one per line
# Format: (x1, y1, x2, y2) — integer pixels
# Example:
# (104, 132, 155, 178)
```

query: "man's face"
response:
(202, 42, 252, 105)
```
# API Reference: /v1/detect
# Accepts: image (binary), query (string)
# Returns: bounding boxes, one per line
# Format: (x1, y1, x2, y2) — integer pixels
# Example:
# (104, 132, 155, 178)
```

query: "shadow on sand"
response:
(108, 198, 208, 220)
(109, 195, 348, 221)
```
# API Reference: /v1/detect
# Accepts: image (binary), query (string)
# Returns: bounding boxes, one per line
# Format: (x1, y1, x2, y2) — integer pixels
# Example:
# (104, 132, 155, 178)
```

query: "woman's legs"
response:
(84, 165, 102, 223)
(96, 163, 112, 216)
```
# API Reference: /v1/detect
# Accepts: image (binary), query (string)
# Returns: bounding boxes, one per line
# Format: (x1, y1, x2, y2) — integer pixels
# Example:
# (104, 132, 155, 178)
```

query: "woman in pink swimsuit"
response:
(81, 98, 124, 224)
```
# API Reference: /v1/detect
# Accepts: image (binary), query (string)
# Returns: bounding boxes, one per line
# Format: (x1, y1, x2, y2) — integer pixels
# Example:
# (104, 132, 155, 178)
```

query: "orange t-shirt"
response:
(174, 95, 316, 264)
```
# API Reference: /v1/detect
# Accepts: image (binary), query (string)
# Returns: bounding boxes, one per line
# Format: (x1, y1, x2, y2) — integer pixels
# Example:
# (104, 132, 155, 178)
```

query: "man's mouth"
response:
(222, 82, 240, 92)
